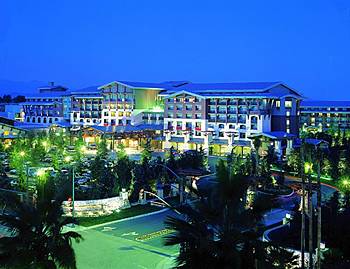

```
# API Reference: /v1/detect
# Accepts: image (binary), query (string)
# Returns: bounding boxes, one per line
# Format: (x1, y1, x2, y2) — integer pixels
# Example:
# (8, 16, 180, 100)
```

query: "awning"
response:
(169, 137, 185, 143)
(233, 140, 251, 147)
(153, 136, 165, 141)
(211, 139, 228, 145)
(188, 138, 205, 144)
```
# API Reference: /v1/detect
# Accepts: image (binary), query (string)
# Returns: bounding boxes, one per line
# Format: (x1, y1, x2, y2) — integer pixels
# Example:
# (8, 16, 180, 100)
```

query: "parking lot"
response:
(73, 209, 179, 269)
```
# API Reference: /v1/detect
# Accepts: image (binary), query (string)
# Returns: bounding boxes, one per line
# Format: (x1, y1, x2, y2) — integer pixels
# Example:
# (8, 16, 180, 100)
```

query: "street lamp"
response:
(19, 151, 30, 201)
(65, 156, 75, 224)
(304, 162, 313, 175)
(156, 163, 186, 205)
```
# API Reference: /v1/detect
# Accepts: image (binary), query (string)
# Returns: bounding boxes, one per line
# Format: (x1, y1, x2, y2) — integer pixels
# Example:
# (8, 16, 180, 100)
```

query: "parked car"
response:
(88, 144, 97, 150)
(10, 179, 18, 186)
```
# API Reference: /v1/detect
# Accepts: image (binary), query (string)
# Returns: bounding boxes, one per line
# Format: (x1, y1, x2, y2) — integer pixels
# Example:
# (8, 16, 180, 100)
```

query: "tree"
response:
(141, 139, 152, 164)
(262, 246, 299, 269)
(287, 149, 301, 175)
(12, 95, 26, 103)
(165, 159, 276, 268)
(0, 184, 82, 269)
(97, 137, 108, 157)
(114, 155, 133, 192)
(116, 143, 127, 159)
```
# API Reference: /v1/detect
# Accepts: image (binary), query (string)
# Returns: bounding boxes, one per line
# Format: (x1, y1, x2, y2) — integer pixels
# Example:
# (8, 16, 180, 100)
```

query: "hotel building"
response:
(23, 83, 67, 125)
(21, 80, 303, 156)
(160, 82, 302, 156)
(300, 100, 350, 131)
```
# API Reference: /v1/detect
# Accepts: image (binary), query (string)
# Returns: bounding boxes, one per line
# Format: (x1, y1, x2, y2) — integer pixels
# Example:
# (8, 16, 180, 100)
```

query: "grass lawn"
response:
(77, 196, 181, 227)
(77, 204, 162, 227)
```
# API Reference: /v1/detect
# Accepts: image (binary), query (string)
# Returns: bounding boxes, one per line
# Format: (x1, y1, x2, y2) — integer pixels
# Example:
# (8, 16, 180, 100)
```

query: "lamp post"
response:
(304, 161, 313, 269)
(19, 151, 29, 201)
(65, 156, 75, 224)
(141, 190, 181, 215)
(156, 163, 185, 204)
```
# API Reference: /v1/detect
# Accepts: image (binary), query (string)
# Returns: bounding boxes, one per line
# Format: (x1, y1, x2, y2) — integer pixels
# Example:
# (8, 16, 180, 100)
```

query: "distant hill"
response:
(0, 79, 47, 96)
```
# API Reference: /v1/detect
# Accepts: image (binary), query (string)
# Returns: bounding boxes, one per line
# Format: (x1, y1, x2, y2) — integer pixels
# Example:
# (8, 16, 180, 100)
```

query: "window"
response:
(218, 124, 225, 129)
(285, 100, 292, 108)
(286, 111, 290, 116)
(240, 133, 246, 139)
(228, 124, 235, 129)
(219, 132, 224, 137)
(276, 100, 281, 108)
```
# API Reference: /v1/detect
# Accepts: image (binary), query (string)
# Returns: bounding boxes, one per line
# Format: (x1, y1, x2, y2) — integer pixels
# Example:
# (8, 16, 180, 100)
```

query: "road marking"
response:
(136, 229, 174, 242)
(102, 227, 116, 232)
(121, 231, 139, 236)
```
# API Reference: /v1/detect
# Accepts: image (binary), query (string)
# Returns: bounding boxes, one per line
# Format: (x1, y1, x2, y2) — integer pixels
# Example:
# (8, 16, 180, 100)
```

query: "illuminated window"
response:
(276, 100, 281, 108)
(285, 101, 292, 108)
(286, 111, 290, 116)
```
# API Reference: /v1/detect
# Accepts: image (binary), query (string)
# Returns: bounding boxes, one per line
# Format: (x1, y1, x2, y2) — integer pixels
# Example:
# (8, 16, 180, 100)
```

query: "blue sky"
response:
(1, 0, 350, 99)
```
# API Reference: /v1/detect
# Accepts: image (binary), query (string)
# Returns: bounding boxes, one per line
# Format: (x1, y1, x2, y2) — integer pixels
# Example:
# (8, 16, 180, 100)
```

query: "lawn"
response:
(77, 204, 163, 227)
(77, 196, 181, 227)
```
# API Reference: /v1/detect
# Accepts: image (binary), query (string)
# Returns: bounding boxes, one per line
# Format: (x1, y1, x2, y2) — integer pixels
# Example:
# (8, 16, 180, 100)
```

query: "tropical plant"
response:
(164, 159, 278, 269)
(0, 184, 82, 269)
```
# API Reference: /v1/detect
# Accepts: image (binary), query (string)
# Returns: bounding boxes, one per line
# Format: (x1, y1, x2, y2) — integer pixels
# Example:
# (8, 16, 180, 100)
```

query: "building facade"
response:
(300, 100, 350, 131)
(23, 83, 67, 125)
(161, 82, 302, 155)
(20, 80, 304, 156)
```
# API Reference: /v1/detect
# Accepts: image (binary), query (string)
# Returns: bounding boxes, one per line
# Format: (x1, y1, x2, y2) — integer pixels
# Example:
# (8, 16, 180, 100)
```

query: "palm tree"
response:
(0, 184, 82, 269)
(164, 159, 279, 269)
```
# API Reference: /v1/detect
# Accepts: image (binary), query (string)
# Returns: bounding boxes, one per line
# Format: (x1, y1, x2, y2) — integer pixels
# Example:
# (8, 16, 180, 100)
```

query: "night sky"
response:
(1, 0, 350, 100)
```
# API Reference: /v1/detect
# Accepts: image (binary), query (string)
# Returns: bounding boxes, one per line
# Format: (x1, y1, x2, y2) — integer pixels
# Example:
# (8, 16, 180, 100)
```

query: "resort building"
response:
(161, 82, 302, 156)
(20, 80, 305, 156)
(68, 87, 103, 126)
(23, 83, 68, 125)
(300, 100, 350, 131)
(0, 103, 24, 122)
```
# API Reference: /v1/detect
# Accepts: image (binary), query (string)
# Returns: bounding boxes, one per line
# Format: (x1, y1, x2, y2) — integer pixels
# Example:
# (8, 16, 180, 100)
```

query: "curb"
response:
(72, 208, 170, 231)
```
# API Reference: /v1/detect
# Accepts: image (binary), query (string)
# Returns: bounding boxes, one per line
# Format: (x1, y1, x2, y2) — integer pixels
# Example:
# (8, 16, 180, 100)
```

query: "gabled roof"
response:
(98, 81, 174, 90)
(175, 82, 280, 92)
(161, 82, 302, 99)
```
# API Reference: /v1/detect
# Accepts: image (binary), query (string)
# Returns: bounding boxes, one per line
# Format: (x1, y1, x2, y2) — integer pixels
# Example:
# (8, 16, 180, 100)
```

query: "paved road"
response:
(73, 210, 179, 269)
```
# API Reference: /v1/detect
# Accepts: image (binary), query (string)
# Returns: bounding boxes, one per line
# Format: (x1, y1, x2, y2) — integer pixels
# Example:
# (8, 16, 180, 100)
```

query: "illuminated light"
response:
(151, 106, 163, 112)
(304, 162, 313, 174)
(36, 168, 46, 177)
(342, 178, 350, 187)
(64, 156, 72, 163)
(42, 141, 48, 148)
(19, 151, 25, 157)
(80, 145, 87, 153)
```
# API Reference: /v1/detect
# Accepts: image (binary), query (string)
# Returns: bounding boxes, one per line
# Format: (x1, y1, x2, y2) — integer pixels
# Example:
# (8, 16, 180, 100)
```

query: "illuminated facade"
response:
(69, 87, 103, 126)
(300, 100, 350, 130)
(23, 83, 67, 125)
(21, 80, 303, 156)
(161, 82, 302, 156)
